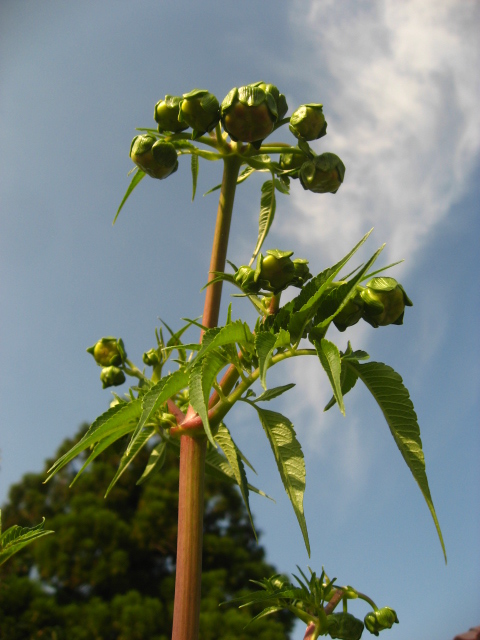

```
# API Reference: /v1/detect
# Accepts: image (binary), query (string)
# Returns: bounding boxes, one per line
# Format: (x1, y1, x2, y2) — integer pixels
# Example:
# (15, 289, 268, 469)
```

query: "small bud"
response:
(143, 349, 160, 367)
(280, 150, 311, 173)
(130, 135, 178, 179)
(234, 250, 311, 295)
(87, 337, 126, 367)
(221, 82, 285, 143)
(178, 89, 220, 138)
(333, 292, 364, 332)
(364, 608, 399, 636)
(299, 152, 345, 194)
(154, 95, 189, 133)
(100, 366, 126, 389)
(327, 612, 364, 640)
(289, 103, 327, 141)
(360, 277, 413, 328)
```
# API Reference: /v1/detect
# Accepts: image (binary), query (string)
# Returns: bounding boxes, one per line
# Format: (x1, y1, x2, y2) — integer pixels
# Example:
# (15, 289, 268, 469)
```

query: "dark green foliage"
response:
(0, 424, 294, 639)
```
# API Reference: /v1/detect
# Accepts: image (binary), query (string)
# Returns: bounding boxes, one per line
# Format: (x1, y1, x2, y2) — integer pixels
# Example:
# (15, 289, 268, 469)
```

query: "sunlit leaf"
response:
(0, 512, 54, 566)
(189, 350, 227, 447)
(250, 179, 276, 265)
(113, 169, 146, 224)
(315, 339, 345, 415)
(105, 427, 155, 496)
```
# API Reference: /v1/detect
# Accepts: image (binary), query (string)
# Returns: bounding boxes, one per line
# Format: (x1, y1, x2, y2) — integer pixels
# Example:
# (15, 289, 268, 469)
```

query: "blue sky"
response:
(1, 1, 479, 638)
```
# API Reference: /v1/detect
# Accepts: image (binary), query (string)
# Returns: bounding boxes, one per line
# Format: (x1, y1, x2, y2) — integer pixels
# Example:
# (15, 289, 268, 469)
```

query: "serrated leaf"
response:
(250, 179, 276, 265)
(189, 351, 226, 447)
(105, 427, 155, 496)
(128, 369, 188, 454)
(315, 339, 345, 415)
(251, 406, 310, 555)
(46, 400, 142, 481)
(113, 169, 146, 224)
(136, 441, 168, 485)
(255, 332, 277, 390)
(253, 383, 296, 403)
(191, 154, 198, 201)
(0, 513, 54, 566)
(346, 360, 446, 561)
(324, 364, 359, 412)
(245, 605, 284, 626)
(196, 321, 253, 361)
(205, 447, 271, 499)
(215, 424, 257, 539)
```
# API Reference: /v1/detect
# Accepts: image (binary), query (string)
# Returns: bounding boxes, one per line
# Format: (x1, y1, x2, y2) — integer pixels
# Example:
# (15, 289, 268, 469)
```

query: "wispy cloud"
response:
(282, 0, 479, 266)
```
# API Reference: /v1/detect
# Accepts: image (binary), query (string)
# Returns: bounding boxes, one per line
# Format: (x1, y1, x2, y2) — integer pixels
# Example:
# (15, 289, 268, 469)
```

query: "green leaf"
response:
(251, 406, 310, 555)
(324, 364, 359, 412)
(214, 423, 257, 539)
(46, 400, 142, 481)
(136, 440, 168, 485)
(0, 512, 54, 566)
(189, 350, 227, 447)
(255, 332, 277, 390)
(113, 169, 146, 224)
(250, 179, 277, 265)
(315, 339, 345, 415)
(105, 427, 156, 496)
(195, 320, 253, 361)
(204, 447, 271, 499)
(191, 154, 198, 201)
(128, 369, 189, 454)
(346, 360, 446, 561)
(253, 383, 296, 403)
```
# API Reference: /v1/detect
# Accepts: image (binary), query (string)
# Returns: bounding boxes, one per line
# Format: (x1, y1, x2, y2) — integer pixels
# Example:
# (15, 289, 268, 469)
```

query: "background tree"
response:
(0, 424, 294, 640)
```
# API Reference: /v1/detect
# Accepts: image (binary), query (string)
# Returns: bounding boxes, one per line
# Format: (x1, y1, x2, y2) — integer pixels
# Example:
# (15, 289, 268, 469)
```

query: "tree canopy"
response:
(0, 424, 294, 639)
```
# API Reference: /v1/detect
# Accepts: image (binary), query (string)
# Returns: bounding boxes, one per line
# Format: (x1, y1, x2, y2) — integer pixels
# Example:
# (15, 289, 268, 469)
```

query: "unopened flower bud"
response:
(289, 104, 327, 141)
(100, 366, 126, 389)
(221, 82, 284, 143)
(364, 608, 399, 636)
(299, 153, 345, 194)
(178, 89, 220, 138)
(360, 277, 413, 328)
(130, 135, 178, 179)
(143, 349, 160, 367)
(327, 612, 364, 640)
(87, 337, 126, 367)
(280, 150, 310, 173)
(154, 95, 189, 133)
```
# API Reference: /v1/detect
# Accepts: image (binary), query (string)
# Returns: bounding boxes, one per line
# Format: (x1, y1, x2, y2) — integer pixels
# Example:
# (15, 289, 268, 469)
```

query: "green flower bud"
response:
(234, 250, 311, 295)
(327, 612, 364, 640)
(299, 152, 345, 194)
(364, 608, 399, 636)
(280, 150, 311, 173)
(100, 366, 126, 389)
(221, 82, 283, 143)
(360, 277, 413, 328)
(253, 82, 288, 119)
(87, 337, 126, 367)
(178, 89, 220, 138)
(143, 348, 160, 367)
(289, 104, 327, 141)
(130, 135, 178, 179)
(154, 95, 189, 133)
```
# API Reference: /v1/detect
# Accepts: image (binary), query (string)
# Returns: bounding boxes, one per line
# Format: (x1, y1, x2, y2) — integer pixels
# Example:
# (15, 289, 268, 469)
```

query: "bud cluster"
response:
(234, 249, 312, 295)
(87, 337, 127, 389)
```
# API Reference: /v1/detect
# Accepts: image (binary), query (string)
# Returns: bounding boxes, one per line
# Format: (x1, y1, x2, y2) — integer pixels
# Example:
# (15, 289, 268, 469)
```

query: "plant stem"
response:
(171, 153, 242, 640)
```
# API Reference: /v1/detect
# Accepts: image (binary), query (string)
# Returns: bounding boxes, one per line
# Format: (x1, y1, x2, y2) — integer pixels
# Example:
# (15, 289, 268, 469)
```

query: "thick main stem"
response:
(171, 154, 242, 640)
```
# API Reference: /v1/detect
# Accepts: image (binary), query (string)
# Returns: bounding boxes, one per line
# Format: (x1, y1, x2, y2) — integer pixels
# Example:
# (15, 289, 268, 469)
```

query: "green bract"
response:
(327, 612, 364, 640)
(143, 348, 160, 367)
(100, 366, 126, 389)
(130, 135, 178, 179)
(221, 81, 286, 143)
(299, 152, 345, 194)
(178, 89, 220, 138)
(234, 249, 311, 295)
(360, 277, 413, 328)
(364, 608, 399, 636)
(87, 337, 126, 367)
(154, 95, 189, 133)
(289, 103, 327, 141)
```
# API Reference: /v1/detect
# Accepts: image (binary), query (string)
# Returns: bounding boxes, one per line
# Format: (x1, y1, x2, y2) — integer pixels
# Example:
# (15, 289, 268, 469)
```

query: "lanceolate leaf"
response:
(128, 369, 189, 453)
(0, 513, 54, 566)
(204, 447, 271, 499)
(46, 400, 142, 481)
(113, 169, 146, 224)
(255, 332, 277, 390)
(250, 179, 276, 265)
(253, 383, 296, 403)
(346, 360, 446, 561)
(105, 427, 156, 496)
(315, 339, 345, 415)
(251, 405, 310, 555)
(136, 440, 167, 485)
(195, 320, 253, 361)
(214, 423, 257, 539)
(324, 364, 359, 412)
(189, 350, 227, 447)
(191, 154, 198, 201)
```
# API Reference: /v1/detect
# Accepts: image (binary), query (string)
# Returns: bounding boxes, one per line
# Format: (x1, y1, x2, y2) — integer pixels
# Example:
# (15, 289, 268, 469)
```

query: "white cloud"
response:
(282, 0, 480, 266)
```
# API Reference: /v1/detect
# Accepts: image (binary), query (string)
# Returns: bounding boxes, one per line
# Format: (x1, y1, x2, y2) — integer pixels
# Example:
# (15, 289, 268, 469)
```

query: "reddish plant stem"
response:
(171, 154, 242, 640)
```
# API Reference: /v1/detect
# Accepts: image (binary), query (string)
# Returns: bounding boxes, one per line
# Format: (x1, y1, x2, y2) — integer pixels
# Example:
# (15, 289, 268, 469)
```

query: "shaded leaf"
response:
(105, 427, 156, 496)
(250, 179, 276, 265)
(253, 383, 296, 403)
(0, 512, 54, 566)
(315, 339, 345, 415)
(136, 440, 168, 485)
(189, 350, 227, 447)
(191, 154, 198, 201)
